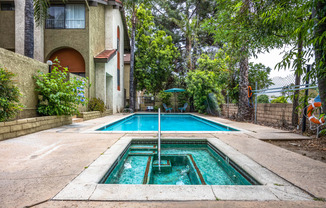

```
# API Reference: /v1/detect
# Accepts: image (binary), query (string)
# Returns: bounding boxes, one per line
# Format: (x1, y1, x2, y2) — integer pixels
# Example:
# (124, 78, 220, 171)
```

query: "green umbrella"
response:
(164, 88, 185, 112)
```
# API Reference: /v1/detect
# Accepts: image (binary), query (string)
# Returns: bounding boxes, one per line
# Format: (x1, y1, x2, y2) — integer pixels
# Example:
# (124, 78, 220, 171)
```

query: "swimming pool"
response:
(100, 141, 259, 185)
(97, 114, 238, 132)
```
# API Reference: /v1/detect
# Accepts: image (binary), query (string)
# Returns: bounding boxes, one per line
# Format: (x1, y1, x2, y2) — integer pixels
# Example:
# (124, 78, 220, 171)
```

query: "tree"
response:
(248, 63, 273, 90)
(150, 0, 218, 72)
(123, 0, 146, 111)
(259, 0, 326, 116)
(185, 70, 224, 113)
(313, 0, 326, 116)
(25, 0, 34, 58)
(134, 5, 179, 96)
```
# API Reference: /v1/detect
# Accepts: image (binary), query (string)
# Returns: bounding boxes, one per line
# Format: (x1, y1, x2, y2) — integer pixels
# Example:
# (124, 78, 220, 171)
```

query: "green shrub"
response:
(177, 91, 189, 106)
(88, 98, 105, 113)
(34, 61, 88, 116)
(154, 106, 159, 112)
(158, 91, 171, 106)
(271, 96, 287, 103)
(0, 67, 23, 121)
(257, 94, 269, 103)
(185, 70, 224, 113)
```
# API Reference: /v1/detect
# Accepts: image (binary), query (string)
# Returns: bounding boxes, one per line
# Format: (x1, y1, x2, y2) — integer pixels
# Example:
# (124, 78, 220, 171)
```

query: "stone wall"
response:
(221, 103, 293, 126)
(78, 109, 113, 121)
(0, 116, 72, 141)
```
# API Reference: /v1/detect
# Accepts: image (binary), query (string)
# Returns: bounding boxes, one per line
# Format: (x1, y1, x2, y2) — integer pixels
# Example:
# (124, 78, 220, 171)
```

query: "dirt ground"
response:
(266, 136, 326, 163)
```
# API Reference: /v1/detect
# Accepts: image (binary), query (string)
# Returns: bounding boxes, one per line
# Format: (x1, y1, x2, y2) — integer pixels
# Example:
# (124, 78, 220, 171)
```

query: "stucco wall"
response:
(0, 48, 48, 118)
(15, 0, 25, 55)
(124, 63, 130, 101)
(0, 10, 15, 50)
(88, 4, 106, 99)
(44, 5, 90, 95)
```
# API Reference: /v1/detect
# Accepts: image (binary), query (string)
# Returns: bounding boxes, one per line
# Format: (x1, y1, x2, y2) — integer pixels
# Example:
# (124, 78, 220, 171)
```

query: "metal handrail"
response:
(253, 83, 318, 93)
(158, 108, 161, 171)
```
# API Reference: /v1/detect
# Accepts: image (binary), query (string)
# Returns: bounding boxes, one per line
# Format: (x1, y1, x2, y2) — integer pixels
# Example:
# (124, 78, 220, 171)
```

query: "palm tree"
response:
(25, 0, 52, 58)
(24, 0, 34, 58)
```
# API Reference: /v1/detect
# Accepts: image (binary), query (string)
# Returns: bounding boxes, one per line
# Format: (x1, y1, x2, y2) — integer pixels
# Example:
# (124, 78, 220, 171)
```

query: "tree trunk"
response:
(314, 0, 326, 115)
(186, 36, 192, 71)
(237, 50, 250, 121)
(292, 32, 303, 126)
(24, 0, 34, 58)
(129, 5, 136, 111)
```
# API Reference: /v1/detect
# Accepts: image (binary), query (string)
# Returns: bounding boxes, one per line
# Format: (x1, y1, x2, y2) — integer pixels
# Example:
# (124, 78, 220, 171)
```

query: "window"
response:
(0, 2, 15, 11)
(46, 4, 85, 29)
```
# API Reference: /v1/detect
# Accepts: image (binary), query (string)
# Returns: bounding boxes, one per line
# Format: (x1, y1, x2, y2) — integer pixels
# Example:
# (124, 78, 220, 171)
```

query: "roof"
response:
(124, 54, 130, 64)
(94, 49, 117, 63)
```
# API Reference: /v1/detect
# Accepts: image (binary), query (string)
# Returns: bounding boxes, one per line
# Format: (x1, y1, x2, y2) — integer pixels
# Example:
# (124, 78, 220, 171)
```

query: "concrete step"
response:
(153, 159, 172, 173)
(130, 144, 157, 151)
(129, 150, 157, 156)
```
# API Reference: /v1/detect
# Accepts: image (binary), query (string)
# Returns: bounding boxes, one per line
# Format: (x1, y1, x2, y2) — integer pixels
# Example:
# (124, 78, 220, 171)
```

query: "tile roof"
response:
(94, 49, 117, 63)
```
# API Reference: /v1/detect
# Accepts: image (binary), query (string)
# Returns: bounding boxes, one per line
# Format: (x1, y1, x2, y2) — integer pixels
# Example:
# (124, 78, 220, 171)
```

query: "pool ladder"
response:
(158, 108, 161, 171)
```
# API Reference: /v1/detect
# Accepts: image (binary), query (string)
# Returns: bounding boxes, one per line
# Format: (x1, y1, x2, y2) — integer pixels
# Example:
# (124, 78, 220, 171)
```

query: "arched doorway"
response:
(48, 48, 85, 77)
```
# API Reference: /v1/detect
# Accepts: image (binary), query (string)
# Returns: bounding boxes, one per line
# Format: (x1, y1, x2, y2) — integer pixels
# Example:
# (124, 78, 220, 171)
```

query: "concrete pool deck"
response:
(0, 113, 325, 207)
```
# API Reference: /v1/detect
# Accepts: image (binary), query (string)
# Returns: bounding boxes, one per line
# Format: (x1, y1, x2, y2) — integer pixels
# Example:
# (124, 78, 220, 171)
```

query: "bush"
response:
(257, 95, 269, 103)
(271, 96, 287, 103)
(186, 70, 224, 113)
(34, 61, 88, 116)
(0, 67, 23, 121)
(88, 98, 105, 113)
(154, 106, 159, 112)
(177, 91, 189, 106)
(158, 91, 171, 106)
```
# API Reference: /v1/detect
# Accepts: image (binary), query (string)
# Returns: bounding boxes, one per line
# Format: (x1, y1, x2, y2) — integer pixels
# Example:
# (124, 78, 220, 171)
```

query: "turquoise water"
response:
(102, 143, 253, 185)
(98, 114, 237, 131)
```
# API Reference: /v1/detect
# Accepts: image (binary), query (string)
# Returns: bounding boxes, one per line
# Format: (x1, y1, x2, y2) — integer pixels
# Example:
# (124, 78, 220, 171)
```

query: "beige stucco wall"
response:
(124, 63, 130, 101)
(15, 0, 25, 55)
(0, 48, 48, 118)
(88, 4, 106, 99)
(102, 6, 125, 113)
(0, 10, 15, 50)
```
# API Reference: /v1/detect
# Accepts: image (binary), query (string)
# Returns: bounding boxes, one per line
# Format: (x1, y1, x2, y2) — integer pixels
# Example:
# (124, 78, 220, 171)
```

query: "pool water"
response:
(98, 114, 238, 131)
(101, 143, 257, 185)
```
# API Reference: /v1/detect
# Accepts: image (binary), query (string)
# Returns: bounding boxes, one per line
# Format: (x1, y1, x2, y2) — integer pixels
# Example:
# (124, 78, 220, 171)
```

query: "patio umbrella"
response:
(164, 88, 185, 112)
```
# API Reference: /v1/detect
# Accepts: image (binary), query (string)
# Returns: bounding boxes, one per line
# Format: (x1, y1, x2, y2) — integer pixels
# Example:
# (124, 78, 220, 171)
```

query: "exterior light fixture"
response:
(47, 60, 53, 73)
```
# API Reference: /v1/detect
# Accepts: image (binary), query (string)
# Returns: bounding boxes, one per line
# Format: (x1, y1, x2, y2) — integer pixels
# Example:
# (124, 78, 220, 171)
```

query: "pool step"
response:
(130, 145, 157, 151)
(129, 150, 157, 156)
(152, 160, 172, 173)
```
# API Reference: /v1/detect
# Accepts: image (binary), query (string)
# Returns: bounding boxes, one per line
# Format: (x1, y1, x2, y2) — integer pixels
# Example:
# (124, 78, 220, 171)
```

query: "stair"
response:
(152, 159, 172, 173)
(130, 144, 157, 151)
(129, 150, 157, 156)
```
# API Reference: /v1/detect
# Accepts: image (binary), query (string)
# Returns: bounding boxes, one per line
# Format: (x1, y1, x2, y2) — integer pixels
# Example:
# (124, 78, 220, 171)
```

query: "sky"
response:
(250, 46, 293, 78)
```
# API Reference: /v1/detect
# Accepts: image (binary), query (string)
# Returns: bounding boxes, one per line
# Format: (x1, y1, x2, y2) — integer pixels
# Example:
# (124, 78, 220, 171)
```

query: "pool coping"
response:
(53, 136, 312, 201)
(82, 113, 249, 134)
